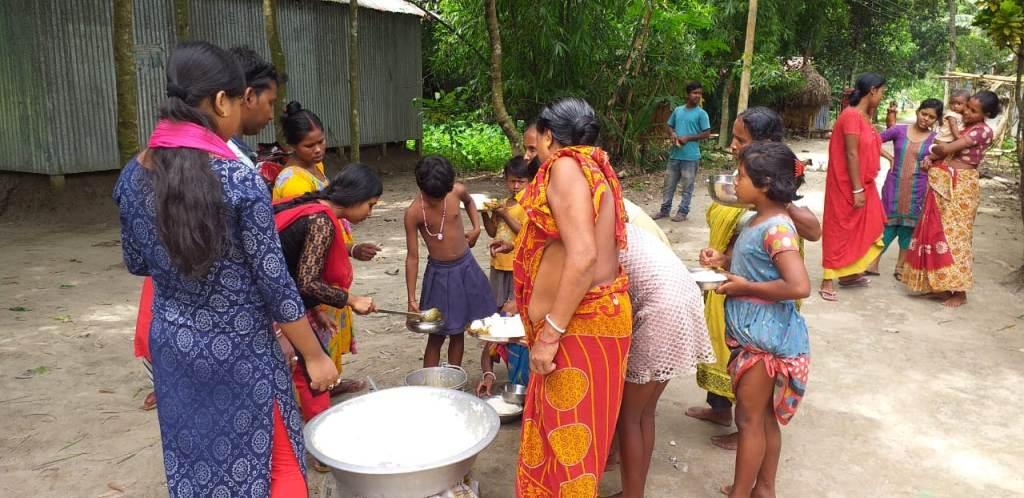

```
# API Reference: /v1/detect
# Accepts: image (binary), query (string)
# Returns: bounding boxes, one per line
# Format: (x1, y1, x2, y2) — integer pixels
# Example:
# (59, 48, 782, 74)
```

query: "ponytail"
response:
(149, 41, 246, 279)
(849, 72, 886, 107)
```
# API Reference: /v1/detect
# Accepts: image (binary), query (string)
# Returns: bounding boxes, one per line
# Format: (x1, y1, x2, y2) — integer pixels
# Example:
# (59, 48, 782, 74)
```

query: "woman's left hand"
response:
(530, 327, 560, 375)
(852, 191, 866, 209)
(351, 242, 381, 261)
(313, 311, 339, 336)
(716, 272, 750, 296)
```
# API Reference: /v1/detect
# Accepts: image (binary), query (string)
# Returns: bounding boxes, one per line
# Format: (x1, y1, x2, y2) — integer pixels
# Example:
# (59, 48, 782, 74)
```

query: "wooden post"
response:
(349, 0, 361, 162)
(113, 0, 139, 165)
(944, 0, 957, 102)
(173, 0, 190, 40)
(263, 0, 288, 146)
(736, 0, 758, 114)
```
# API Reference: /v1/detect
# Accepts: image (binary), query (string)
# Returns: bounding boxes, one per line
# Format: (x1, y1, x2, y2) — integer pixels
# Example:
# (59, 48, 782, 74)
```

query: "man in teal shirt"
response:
(654, 81, 711, 222)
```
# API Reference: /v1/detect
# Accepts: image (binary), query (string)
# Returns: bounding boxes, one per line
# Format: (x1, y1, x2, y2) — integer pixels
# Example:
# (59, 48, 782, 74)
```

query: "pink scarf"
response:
(146, 119, 236, 159)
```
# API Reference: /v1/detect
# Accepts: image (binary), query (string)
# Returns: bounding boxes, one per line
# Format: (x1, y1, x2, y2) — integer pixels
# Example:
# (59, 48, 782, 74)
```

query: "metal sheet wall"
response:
(133, 0, 178, 144)
(0, 1, 49, 172)
(278, 0, 350, 148)
(0, 0, 421, 175)
(0, 0, 120, 175)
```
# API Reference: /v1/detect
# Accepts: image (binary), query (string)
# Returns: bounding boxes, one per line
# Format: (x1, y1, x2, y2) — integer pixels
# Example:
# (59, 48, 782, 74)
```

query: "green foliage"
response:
(412, 122, 511, 173)
(974, 0, 1024, 52)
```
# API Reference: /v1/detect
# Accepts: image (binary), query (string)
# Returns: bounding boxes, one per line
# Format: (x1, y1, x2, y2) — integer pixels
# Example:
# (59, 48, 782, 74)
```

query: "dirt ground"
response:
(1, 138, 1023, 498)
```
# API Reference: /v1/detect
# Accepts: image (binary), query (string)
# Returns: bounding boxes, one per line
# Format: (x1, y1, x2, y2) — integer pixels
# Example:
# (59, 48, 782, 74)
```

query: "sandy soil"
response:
(1, 138, 1023, 498)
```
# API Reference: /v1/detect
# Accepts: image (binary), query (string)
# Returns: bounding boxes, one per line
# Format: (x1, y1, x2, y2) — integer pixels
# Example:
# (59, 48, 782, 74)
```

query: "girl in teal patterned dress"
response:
(700, 141, 811, 498)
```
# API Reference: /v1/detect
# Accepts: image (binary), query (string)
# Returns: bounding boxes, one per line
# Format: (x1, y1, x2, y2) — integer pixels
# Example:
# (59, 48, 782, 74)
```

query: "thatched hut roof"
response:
(785, 63, 831, 109)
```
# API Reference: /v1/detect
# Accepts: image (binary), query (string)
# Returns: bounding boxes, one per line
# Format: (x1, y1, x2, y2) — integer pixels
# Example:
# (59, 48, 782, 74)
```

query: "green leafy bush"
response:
(408, 122, 511, 173)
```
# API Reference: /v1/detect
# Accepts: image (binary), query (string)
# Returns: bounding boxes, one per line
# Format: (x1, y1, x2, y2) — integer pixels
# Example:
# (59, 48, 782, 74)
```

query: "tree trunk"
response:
(607, 1, 653, 114)
(1015, 50, 1024, 284)
(736, 0, 759, 114)
(944, 0, 957, 102)
(263, 0, 288, 147)
(113, 0, 139, 165)
(173, 0, 190, 40)
(485, 0, 522, 155)
(718, 76, 735, 149)
(349, 0, 360, 162)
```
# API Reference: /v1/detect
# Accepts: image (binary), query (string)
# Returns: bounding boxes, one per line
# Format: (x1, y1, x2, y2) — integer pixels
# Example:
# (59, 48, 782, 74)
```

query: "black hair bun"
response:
(283, 100, 304, 117)
(572, 115, 600, 146)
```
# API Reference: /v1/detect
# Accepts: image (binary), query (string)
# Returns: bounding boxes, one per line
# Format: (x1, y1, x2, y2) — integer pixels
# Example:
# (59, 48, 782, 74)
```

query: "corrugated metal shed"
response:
(0, 0, 120, 175)
(0, 0, 422, 175)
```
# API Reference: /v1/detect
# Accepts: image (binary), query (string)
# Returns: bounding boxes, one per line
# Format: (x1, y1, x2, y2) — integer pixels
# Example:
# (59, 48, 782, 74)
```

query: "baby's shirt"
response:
(935, 110, 963, 143)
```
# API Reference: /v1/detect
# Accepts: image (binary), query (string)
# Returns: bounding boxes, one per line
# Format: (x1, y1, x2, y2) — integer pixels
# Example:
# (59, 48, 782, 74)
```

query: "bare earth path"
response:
(1, 139, 1022, 497)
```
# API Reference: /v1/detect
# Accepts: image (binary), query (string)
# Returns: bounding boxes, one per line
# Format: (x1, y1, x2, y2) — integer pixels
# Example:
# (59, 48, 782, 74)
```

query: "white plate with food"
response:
(469, 193, 502, 211)
(469, 314, 526, 343)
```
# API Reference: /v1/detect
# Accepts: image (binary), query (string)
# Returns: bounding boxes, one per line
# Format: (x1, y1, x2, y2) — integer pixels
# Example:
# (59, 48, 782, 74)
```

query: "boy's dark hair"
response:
(275, 163, 382, 213)
(415, 155, 456, 198)
(739, 141, 804, 204)
(951, 89, 971, 100)
(973, 90, 1002, 118)
(281, 101, 323, 145)
(685, 81, 703, 94)
(738, 106, 784, 142)
(229, 46, 287, 95)
(504, 155, 532, 179)
(918, 98, 944, 117)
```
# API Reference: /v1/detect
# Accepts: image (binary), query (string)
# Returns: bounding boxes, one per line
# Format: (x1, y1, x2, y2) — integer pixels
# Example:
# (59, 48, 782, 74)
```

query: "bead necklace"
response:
(420, 193, 446, 241)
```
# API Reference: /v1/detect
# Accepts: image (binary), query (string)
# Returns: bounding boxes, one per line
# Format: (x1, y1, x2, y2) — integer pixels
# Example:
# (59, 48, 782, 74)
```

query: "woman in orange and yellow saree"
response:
(513, 97, 632, 498)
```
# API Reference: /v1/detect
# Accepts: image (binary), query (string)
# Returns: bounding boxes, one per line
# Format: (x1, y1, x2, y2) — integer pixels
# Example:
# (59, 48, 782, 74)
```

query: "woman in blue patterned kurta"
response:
(114, 42, 337, 498)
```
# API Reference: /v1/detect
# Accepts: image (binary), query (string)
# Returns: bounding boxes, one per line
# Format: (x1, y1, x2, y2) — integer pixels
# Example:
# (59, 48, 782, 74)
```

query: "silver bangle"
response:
(852, 187, 865, 194)
(544, 314, 567, 334)
(274, 329, 283, 338)
(483, 371, 496, 380)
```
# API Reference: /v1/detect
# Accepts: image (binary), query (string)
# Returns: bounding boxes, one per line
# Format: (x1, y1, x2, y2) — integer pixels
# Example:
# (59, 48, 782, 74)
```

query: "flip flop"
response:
(838, 276, 871, 288)
(818, 289, 838, 302)
(141, 391, 157, 411)
(864, 270, 881, 276)
(893, 272, 902, 282)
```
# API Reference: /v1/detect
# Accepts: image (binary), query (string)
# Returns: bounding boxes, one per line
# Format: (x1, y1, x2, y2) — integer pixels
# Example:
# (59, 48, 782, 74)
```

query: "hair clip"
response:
(794, 160, 805, 178)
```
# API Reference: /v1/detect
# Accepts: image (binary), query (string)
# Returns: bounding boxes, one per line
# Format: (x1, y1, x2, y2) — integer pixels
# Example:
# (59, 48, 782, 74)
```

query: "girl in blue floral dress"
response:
(700, 141, 811, 498)
(114, 42, 338, 498)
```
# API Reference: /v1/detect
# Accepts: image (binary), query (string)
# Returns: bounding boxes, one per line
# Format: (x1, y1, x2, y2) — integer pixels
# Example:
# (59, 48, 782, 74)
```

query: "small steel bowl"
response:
(502, 383, 528, 406)
(406, 317, 445, 334)
(691, 269, 727, 292)
(707, 174, 754, 209)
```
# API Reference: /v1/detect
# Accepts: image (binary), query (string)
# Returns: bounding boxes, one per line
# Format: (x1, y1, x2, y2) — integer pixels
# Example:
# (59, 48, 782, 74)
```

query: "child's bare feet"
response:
(751, 483, 777, 498)
(711, 431, 738, 450)
(943, 291, 967, 308)
(685, 406, 732, 427)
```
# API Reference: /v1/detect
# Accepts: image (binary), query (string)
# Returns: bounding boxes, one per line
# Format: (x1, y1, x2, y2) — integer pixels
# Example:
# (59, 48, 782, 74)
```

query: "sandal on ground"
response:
(893, 272, 902, 282)
(818, 289, 838, 302)
(141, 391, 157, 411)
(838, 275, 871, 288)
(313, 459, 330, 473)
(330, 379, 367, 397)
(864, 270, 880, 276)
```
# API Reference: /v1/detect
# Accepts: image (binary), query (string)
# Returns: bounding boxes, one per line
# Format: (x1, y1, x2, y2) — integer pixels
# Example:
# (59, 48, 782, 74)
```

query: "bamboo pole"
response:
(113, 0, 139, 165)
(736, 0, 758, 114)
